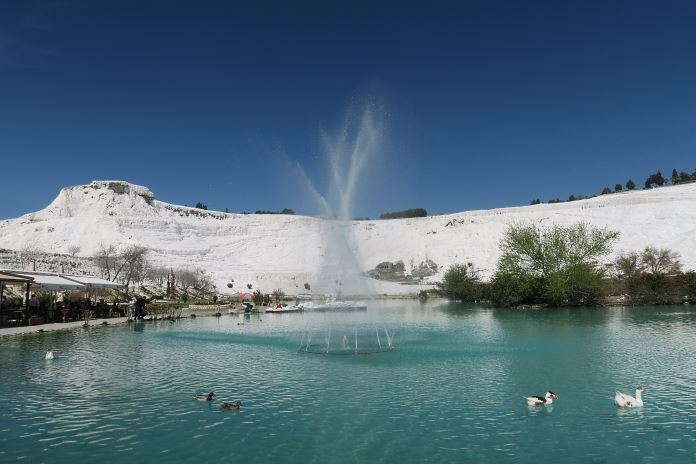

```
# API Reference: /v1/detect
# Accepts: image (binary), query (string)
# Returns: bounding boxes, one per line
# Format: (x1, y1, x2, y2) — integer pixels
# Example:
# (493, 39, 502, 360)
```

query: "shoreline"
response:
(0, 317, 131, 337)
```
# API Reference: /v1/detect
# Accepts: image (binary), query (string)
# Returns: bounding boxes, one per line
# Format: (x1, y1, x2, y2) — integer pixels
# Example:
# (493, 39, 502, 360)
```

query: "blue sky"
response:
(1, 0, 695, 219)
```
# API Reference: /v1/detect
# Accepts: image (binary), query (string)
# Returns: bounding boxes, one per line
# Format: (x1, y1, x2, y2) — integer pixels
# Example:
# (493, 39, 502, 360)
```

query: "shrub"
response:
(436, 263, 480, 302)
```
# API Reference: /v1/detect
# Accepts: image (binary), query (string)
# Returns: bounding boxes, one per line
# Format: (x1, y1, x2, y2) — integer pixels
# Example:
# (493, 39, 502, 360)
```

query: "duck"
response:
(221, 401, 242, 410)
(45, 350, 54, 360)
(523, 391, 558, 406)
(194, 392, 215, 401)
(614, 387, 646, 408)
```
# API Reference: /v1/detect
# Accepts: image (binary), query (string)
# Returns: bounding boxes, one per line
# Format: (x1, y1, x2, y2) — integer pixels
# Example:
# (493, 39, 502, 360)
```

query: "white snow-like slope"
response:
(0, 180, 694, 295)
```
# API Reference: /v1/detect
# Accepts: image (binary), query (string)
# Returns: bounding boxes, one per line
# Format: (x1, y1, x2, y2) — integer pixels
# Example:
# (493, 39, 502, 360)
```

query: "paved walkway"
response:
(0, 317, 130, 337)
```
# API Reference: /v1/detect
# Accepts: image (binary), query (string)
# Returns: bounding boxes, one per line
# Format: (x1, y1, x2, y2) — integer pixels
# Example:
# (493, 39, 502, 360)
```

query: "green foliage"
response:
(493, 222, 618, 307)
(601, 186, 612, 195)
(626, 179, 635, 190)
(644, 170, 665, 189)
(379, 208, 427, 219)
(489, 273, 542, 307)
(498, 222, 619, 279)
(614, 184, 623, 192)
(564, 263, 609, 306)
(624, 273, 681, 305)
(195, 202, 208, 210)
(530, 198, 541, 205)
(436, 263, 480, 301)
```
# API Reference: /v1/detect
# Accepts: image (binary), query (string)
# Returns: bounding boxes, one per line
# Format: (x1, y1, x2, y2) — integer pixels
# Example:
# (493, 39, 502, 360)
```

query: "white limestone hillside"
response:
(0, 180, 694, 295)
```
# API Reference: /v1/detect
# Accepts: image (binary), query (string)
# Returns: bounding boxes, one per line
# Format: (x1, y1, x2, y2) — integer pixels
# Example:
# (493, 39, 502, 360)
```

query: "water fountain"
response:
(294, 102, 395, 355)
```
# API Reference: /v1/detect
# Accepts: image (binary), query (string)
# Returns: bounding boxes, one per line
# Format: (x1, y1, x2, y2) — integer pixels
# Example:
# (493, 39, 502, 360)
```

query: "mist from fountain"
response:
(293, 102, 395, 354)
(295, 103, 384, 297)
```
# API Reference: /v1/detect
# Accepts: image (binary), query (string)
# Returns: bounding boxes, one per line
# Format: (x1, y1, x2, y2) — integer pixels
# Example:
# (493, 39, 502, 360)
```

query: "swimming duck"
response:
(45, 350, 54, 360)
(523, 391, 558, 406)
(221, 401, 242, 410)
(614, 387, 645, 408)
(194, 392, 215, 401)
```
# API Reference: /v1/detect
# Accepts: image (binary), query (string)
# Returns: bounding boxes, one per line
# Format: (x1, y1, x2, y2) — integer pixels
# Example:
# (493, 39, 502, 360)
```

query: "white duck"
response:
(614, 387, 646, 408)
(524, 391, 558, 406)
(45, 350, 54, 360)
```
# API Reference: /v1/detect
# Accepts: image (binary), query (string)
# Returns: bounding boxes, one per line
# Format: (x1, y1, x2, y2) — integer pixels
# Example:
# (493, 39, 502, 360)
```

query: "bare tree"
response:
(95, 243, 118, 281)
(145, 266, 169, 288)
(640, 246, 682, 275)
(113, 245, 149, 288)
(176, 268, 214, 296)
(272, 288, 285, 303)
(95, 243, 149, 286)
(19, 244, 40, 270)
(67, 245, 81, 257)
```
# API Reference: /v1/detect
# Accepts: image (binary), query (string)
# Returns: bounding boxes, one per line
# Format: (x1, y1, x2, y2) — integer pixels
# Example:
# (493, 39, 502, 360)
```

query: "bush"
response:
(489, 273, 541, 307)
(614, 246, 685, 305)
(677, 272, 696, 303)
(436, 263, 480, 301)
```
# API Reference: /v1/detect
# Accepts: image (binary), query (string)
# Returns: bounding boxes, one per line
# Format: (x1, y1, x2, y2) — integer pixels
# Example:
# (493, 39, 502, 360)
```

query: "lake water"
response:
(1, 301, 695, 463)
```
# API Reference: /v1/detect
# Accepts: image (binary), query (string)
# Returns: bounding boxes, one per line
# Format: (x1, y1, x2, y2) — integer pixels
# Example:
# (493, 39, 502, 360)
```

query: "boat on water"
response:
(265, 303, 303, 313)
(298, 298, 367, 312)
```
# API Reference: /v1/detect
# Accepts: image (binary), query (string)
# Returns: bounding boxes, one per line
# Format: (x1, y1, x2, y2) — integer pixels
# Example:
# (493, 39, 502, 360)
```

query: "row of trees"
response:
(437, 222, 696, 307)
(379, 208, 428, 219)
(532, 167, 696, 205)
(94, 244, 214, 297)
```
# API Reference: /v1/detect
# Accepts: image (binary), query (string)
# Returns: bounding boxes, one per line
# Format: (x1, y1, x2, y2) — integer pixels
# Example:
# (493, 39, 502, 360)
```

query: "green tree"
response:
(493, 222, 619, 307)
(644, 170, 665, 189)
(601, 186, 612, 195)
(671, 168, 679, 184)
(626, 179, 636, 190)
(614, 183, 623, 192)
(436, 263, 480, 301)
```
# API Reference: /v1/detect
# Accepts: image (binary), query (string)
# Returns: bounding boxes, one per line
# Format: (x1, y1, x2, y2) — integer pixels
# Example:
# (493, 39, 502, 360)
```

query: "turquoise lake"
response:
(1, 301, 695, 463)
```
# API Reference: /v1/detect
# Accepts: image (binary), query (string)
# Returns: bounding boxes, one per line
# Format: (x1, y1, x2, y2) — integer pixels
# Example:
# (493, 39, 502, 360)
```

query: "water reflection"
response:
(1, 301, 696, 464)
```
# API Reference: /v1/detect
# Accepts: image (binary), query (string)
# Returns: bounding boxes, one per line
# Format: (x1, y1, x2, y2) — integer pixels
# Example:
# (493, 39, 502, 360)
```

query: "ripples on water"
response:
(1, 303, 695, 463)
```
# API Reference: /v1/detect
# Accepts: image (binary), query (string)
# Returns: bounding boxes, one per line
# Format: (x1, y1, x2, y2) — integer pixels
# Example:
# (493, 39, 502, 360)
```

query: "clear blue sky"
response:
(1, 0, 695, 219)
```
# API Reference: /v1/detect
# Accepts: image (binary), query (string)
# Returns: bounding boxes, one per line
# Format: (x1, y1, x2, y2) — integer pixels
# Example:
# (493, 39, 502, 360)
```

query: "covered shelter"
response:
(11, 271, 88, 324)
(0, 271, 34, 326)
(62, 275, 125, 290)
(63, 275, 125, 315)
(21, 273, 87, 292)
